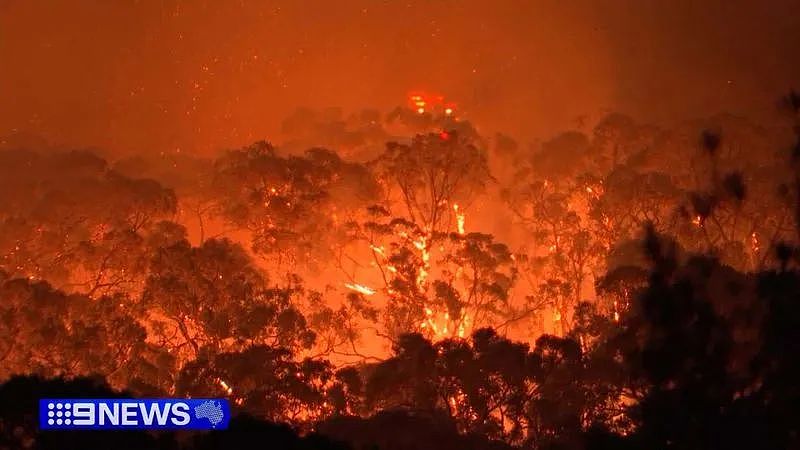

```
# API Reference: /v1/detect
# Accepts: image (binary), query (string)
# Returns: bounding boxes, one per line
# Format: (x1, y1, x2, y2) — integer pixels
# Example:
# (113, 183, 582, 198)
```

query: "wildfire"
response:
(692, 215, 703, 227)
(344, 283, 376, 296)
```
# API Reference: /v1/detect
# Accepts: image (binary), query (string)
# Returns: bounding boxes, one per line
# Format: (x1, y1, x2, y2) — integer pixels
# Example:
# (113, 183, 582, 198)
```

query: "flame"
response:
(416, 266, 428, 289)
(413, 235, 430, 288)
(453, 204, 465, 235)
(457, 313, 470, 338)
(751, 231, 760, 253)
(408, 92, 455, 116)
(344, 283, 376, 296)
(421, 308, 469, 340)
(409, 94, 426, 109)
(692, 215, 703, 227)
(413, 237, 426, 252)
(370, 244, 386, 257)
(217, 378, 234, 395)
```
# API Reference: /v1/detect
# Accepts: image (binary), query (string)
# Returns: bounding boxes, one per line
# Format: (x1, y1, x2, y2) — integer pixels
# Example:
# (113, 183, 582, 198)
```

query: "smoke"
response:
(1, 0, 797, 155)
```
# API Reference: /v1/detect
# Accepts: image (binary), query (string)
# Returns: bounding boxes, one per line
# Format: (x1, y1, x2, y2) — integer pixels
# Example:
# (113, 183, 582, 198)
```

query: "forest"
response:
(1, 91, 800, 450)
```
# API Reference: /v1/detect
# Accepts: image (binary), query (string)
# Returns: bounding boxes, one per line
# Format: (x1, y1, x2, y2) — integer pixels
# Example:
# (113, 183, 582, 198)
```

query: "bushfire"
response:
(1, 3, 799, 446)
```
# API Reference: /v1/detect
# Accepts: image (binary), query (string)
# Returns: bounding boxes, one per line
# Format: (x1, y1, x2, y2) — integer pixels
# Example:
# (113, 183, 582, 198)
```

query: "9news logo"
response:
(39, 399, 230, 430)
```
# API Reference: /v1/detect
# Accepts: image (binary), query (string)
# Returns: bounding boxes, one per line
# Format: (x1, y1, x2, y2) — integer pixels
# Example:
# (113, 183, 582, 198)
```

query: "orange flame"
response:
(453, 204, 465, 235)
(344, 283, 376, 296)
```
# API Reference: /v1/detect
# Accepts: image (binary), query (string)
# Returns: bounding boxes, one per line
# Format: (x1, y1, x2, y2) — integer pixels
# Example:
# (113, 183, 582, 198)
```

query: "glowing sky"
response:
(1, 0, 798, 154)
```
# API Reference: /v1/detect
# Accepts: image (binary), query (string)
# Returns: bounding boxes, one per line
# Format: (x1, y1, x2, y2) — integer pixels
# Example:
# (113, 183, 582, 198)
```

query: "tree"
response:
(504, 178, 604, 335)
(374, 131, 490, 236)
(212, 141, 379, 269)
(0, 149, 177, 296)
(335, 131, 502, 341)
(176, 345, 333, 424)
(361, 329, 607, 448)
(0, 274, 148, 386)
(142, 238, 316, 360)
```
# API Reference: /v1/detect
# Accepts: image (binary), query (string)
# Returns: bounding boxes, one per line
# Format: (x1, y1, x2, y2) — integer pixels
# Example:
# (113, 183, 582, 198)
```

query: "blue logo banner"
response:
(39, 398, 230, 430)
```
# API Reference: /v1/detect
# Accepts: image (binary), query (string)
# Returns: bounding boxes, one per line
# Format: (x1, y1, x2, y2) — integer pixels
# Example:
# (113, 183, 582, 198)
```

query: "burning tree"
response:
(504, 177, 604, 335)
(141, 237, 317, 360)
(0, 272, 148, 383)
(0, 150, 177, 297)
(341, 130, 511, 341)
(212, 141, 379, 270)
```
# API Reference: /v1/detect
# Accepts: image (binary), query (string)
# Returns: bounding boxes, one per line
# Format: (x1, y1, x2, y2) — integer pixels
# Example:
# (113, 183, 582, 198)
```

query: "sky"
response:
(1, 0, 799, 154)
